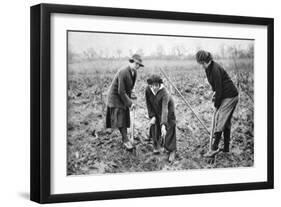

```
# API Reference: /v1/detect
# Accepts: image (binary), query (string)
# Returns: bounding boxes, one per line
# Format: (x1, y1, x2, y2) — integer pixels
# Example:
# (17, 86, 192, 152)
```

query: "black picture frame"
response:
(30, 3, 274, 204)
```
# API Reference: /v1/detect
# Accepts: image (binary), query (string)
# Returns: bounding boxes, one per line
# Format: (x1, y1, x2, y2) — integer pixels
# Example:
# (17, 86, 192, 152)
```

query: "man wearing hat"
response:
(145, 74, 177, 162)
(106, 54, 144, 150)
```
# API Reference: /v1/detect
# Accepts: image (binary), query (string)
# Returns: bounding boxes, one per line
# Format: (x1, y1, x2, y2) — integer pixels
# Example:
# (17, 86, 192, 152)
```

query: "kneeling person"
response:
(145, 75, 177, 162)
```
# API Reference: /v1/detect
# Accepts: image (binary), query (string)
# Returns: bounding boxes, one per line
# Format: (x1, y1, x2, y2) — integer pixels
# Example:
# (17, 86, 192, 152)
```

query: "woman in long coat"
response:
(145, 74, 177, 162)
(195, 50, 238, 157)
(106, 54, 144, 150)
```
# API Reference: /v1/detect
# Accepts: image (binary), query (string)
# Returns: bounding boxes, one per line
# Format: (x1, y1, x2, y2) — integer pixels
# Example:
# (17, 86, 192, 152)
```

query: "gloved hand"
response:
(131, 90, 137, 100)
(161, 125, 167, 138)
(130, 103, 136, 110)
(160, 125, 167, 146)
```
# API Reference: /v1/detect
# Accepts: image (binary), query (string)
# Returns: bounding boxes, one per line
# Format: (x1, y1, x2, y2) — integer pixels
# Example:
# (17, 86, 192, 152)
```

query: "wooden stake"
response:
(130, 107, 135, 143)
(159, 67, 210, 136)
(209, 110, 216, 151)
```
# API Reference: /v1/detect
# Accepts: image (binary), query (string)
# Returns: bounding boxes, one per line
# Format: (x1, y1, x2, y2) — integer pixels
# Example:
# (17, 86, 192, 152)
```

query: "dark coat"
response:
(205, 61, 238, 108)
(145, 86, 176, 127)
(107, 66, 137, 109)
(145, 86, 176, 151)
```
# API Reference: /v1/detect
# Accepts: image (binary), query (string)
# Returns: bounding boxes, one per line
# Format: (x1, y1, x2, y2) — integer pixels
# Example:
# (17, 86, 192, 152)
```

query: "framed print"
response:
(30, 3, 274, 204)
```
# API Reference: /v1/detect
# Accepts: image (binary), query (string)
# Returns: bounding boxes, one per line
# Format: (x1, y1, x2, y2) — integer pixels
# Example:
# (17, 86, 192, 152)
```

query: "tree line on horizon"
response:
(68, 44, 254, 63)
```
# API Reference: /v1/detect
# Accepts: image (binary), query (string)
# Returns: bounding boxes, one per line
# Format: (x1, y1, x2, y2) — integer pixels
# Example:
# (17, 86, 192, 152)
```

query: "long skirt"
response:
(149, 120, 177, 152)
(214, 96, 238, 133)
(106, 107, 130, 128)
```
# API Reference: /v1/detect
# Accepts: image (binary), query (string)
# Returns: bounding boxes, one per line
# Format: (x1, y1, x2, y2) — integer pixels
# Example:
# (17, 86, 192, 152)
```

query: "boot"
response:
(119, 127, 133, 150)
(204, 132, 222, 158)
(212, 132, 222, 151)
(168, 151, 176, 162)
(153, 148, 160, 154)
(119, 127, 128, 142)
(124, 141, 134, 150)
(153, 139, 161, 154)
(203, 148, 220, 158)
(223, 128, 231, 152)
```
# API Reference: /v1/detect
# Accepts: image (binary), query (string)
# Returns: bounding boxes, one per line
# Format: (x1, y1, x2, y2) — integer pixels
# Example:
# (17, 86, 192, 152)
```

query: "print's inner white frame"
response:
(30, 3, 274, 204)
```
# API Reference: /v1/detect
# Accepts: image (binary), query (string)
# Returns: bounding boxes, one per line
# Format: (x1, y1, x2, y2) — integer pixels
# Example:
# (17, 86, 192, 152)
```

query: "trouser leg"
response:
(212, 132, 222, 151)
(118, 127, 128, 142)
(153, 124, 161, 150)
(223, 128, 231, 152)
(164, 123, 177, 152)
(150, 123, 161, 153)
(223, 106, 234, 153)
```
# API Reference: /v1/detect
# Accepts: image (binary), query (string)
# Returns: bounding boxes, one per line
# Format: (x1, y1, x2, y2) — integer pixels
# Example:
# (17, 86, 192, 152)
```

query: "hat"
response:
(147, 74, 163, 84)
(129, 54, 144, 67)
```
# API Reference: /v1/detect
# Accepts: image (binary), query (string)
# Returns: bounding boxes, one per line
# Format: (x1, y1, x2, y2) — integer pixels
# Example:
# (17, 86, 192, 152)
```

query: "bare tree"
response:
(171, 44, 187, 57)
(247, 44, 254, 58)
(116, 49, 122, 59)
(156, 45, 165, 58)
(83, 48, 97, 60)
(220, 43, 226, 59)
(68, 49, 77, 61)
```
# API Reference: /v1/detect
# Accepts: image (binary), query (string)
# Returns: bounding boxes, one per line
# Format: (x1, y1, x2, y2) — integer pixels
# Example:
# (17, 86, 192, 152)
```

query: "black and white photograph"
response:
(67, 31, 254, 175)
(29, 2, 274, 204)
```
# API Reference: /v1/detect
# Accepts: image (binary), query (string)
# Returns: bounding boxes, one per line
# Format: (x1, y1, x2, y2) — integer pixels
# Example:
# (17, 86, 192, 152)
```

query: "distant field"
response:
(68, 58, 253, 73)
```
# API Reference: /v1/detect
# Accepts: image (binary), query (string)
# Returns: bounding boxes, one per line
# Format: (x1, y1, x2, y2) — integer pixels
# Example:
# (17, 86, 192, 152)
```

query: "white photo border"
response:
(50, 13, 268, 195)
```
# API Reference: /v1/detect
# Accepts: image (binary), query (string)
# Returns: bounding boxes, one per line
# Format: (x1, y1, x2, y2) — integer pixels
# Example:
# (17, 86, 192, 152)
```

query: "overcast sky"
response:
(68, 31, 254, 57)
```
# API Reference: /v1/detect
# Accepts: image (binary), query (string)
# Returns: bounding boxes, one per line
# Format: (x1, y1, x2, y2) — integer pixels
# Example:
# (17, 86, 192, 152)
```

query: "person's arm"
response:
(118, 71, 132, 107)
(145, 87, 156, 119)
(160, 92, 169, 127)
(160, 92, 169, 138)
(212, 66, 223, 108)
